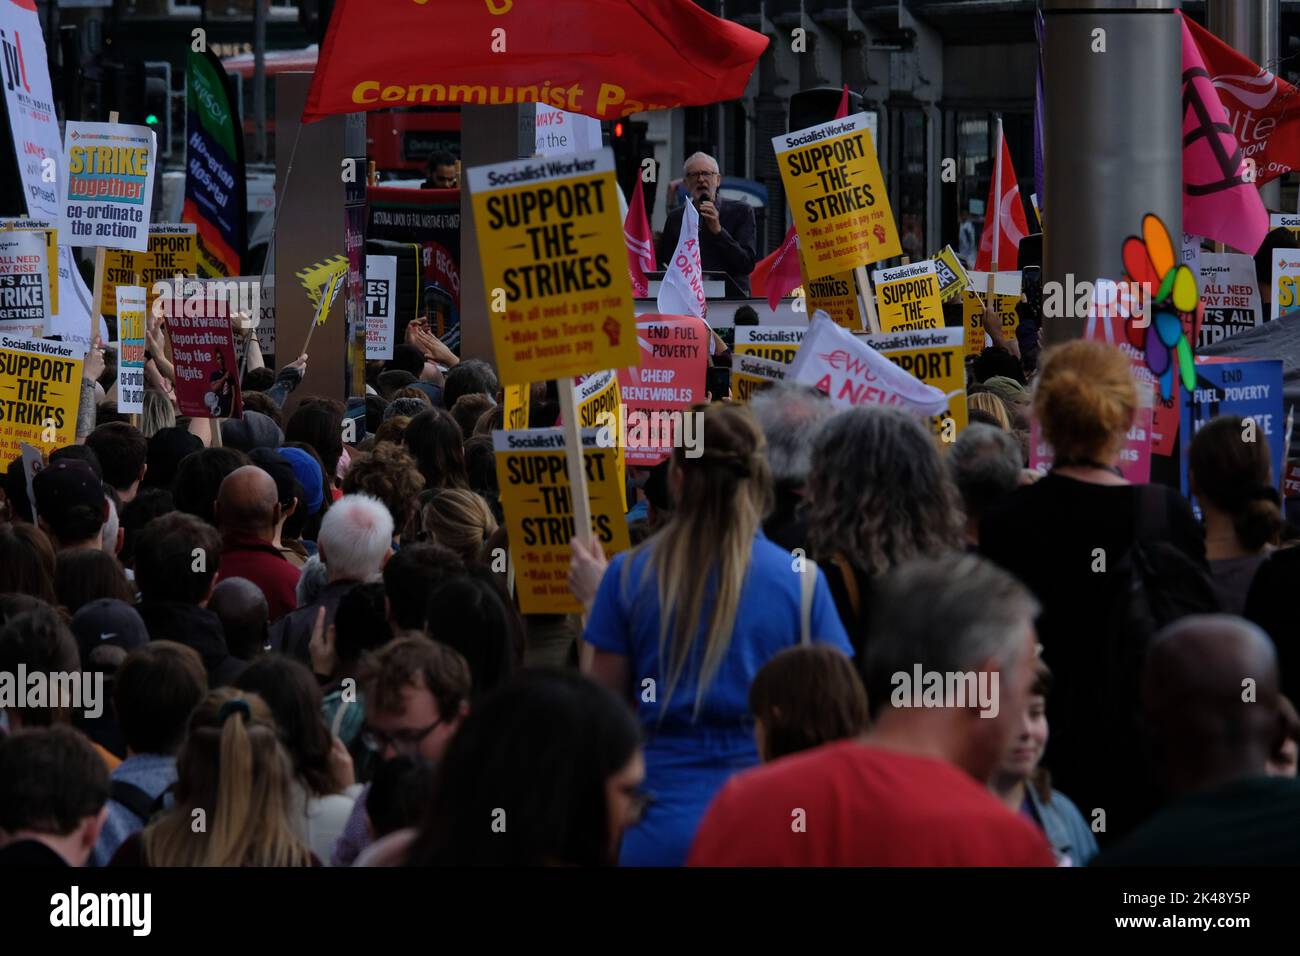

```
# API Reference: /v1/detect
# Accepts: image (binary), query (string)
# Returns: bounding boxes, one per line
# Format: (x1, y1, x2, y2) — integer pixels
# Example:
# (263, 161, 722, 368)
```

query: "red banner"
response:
(619, 313, 708, 466)
(303, 0, 768, 123)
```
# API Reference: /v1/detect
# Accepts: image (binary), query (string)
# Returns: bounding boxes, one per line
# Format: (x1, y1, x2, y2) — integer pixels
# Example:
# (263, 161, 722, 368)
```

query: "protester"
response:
(948, 423, 1024, 547)
(234, 658, 363, 863)
(118, 488, 174, 570)
(1268, 695, 1300, 779)
(0, 726, 110, 866)
(748, 644, 869, 761)
(383, 543, 466, 641)
(577, 403, 852, 866)
(246, 448, 309, 568)
(141, 427, 202, 490)
(657, 152, 756, 298)
(419, 487, 497, 563)
(85, 422, 149, 504)
(207, 577, 270, 662)
(214, 466, 302, 621)
(319, 581, 393, 754)
(279, 444, 329, 553)
(402, 670, 643, 866)
(172, 447, 248, 526)
(981, 339, 1214, 840)
(110, 689, 317, 866)
(450, 393, 494, 441)
(141, 387, 176, 438)
(687, 555, 1055, 866)
(356, 755, 435, 858)
(1188, 415, 1282, 613)
(270, 494, 393, 662)
(134, 513, 244, 687)
(33, 460, 108, 552)
(285, 399, 346, 494)
(804, 407, 964, 657)
(425, 567, 520, 697)
(220, 410, 285, 453)
(1094, 616, 1300, 865)
(747, 384, 834, 552)
(90, 642, 208, 866)
(422, 149, 459, 189)
(54, 548, 134, 614)
(0, 523, 57, 604)
(967, 391, 1014, 431)
(441, 360, 498, 411)
(0, 604, 87, 735)
(342, 442, 425, 542)
(989, 659, 1098, 866)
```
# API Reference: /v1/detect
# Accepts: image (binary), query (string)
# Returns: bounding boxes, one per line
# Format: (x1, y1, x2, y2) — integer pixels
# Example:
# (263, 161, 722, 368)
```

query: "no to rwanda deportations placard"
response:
(494, 428, 631, 615)
(116, 286, 147, 415)
(618, 314, 708, 466)
(0, 220, 58, 318)
(0, 333, 83, 464)
(860, 327, 968, 439)
(158, 283, 243, 420)
(0, 232, 51, 339)
(873, 260, 944, 333)
(733, 326, 804, 365)
(773, 113, 902, 280)
(469, 149, 637, 384)
(61, 121, 158, 253)
(102, 224, 198, 323)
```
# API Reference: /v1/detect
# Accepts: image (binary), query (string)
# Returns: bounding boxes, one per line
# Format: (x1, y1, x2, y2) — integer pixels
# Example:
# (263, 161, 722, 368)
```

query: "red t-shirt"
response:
(687, 740, 1056, 867)
(218, 534, 302, 622)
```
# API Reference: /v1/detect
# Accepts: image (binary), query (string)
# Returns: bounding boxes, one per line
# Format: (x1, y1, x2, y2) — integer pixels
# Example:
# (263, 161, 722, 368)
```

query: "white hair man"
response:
(655, 151, 757, 299)
(269, 493, 394, 663)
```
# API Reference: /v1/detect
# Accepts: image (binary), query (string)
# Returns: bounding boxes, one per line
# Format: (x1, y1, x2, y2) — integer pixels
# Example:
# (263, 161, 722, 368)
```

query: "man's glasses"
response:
(360, 716, 449, 755)
(685, 170, 719, 180)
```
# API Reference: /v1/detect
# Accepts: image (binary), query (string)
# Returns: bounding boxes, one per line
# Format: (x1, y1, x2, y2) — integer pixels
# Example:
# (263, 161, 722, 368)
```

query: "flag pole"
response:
(983, 116, 1004, 345)
(855, 266, 882, 334)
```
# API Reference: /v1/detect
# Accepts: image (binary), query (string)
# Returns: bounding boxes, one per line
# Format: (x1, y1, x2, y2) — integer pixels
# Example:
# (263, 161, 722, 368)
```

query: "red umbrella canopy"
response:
(302, 0, 769, 123)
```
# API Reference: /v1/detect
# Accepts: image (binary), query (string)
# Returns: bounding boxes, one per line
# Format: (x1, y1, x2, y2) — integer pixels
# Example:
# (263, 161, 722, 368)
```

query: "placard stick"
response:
(87, 109, 121, 347)
(984, 116, 1004, 342)
(854, 265, 882, 334)
(556, 378, 593, 548)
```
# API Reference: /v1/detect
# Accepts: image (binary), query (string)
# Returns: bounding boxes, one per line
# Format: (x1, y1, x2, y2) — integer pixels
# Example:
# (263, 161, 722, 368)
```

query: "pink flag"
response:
(749, 226, 802, 311)
(624, 182, 655, 297)
(1181, 19, 1268, 255)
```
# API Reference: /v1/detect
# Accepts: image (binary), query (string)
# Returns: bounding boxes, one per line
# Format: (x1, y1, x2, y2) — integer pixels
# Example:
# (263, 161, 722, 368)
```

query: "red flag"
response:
(1182, 13, 1300, 185)
(303, 0, 768, 123)
(1180, 18, 1269, 254)
(624, 182, 654, 297)
(975, 126, 1028, 272)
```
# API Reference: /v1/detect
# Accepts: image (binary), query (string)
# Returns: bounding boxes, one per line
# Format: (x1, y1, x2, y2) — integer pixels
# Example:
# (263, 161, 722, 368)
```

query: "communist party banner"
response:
(493, 427, 630, 615)
(861, 327, 968, 440)
(102, 224, 198, 322)
(302, 0, 766, 123)
(183, 49, 248, 277)
(61, 120, 157, 252)
(0, 332, 83, 463)
(469, 149, 636, 384)
(773, 112, 901, 279)
(873, 260, 943, 333)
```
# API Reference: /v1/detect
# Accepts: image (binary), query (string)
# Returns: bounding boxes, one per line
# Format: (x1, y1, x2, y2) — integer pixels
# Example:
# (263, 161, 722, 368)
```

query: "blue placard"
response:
(1180, 358, 1286, 511)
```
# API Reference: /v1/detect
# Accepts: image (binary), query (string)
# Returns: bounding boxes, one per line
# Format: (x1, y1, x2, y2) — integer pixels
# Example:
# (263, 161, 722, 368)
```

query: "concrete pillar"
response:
(1042, 0, 1182, 343)
(1207, 0, 1281, 209)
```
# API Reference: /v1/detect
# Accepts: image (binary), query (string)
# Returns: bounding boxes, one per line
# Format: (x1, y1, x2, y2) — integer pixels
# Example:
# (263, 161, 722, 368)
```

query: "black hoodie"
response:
(137, 601, 246, 688)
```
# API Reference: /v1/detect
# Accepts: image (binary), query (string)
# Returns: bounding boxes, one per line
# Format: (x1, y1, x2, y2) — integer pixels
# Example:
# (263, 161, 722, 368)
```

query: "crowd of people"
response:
(1, 302, 1298, 869)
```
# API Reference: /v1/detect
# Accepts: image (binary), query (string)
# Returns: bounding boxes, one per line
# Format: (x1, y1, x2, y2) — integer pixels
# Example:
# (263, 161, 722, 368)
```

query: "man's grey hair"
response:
(683, 151, 719, 175)
(296, 554, 329, 607)
(864, 554, 1039, 699)
(748, 384, 834, 486)
(948, 423, 1022, 522)
(319, 494, 394, 582)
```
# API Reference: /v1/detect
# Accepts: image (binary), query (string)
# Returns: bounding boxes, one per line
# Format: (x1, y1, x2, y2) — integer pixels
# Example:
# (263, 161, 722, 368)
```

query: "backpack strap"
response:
(110, 779, 166, 825)
(799, 559, 819, 646)
(830, 553, 861, 622)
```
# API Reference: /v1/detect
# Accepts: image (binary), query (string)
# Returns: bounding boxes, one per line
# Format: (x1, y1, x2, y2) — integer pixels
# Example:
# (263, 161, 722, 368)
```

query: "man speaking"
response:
(656, 152, 757, 299)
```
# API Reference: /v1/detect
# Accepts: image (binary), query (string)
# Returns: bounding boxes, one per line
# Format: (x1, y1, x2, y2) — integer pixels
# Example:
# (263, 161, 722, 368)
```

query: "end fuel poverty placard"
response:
(469, 149, 637, 384)
(773, 113, 901, 280)
(494, 428, 631, 615)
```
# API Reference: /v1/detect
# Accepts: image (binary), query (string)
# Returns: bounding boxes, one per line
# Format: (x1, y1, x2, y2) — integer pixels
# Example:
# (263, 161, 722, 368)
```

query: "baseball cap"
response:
(221, 411, 284, 453)
(32, 460, 106, 519)
(277, 446, 324, 516)
(72, 598, 150, 673)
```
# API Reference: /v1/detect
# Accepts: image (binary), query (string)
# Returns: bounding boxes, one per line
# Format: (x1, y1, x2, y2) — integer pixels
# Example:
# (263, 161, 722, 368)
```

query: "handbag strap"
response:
(800, 559, 819, 646)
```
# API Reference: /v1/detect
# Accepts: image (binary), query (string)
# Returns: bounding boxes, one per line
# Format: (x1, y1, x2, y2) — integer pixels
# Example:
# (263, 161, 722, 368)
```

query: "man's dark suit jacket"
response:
(656, 198, 758, 299)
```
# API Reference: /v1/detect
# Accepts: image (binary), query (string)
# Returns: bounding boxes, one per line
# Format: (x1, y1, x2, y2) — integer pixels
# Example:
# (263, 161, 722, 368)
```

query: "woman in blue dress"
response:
(579, 403, 852, 866)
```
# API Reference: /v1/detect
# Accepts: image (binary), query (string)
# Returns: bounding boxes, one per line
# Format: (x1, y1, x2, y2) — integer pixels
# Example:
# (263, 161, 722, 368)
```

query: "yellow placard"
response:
(313, 268, 347, 326)
(800, 260, 861, 329)
(860, 327, 968, 439)
(772, 113, 902, 280)
(574, 369, 626, 510)
(296, 254, 349, 311)
(933, 245, 971, 302)
(503, 383, 531, 430)
(0, 220, 58, 316)
(873, 260, 944, 333)
(0, 333, 84, 464)
(493, 427, 631, 614)
(102, 225, 199, 319)
(732, 353, 790, 402)
(733, 326, 805, 365)
(469, 150, 636, 384)
(962, 275, 1022, 356)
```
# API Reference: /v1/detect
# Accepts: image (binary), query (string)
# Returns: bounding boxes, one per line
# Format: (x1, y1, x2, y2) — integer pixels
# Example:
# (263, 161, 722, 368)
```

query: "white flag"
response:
(657, 197, 707, 319)
(789, 312, 948, 416)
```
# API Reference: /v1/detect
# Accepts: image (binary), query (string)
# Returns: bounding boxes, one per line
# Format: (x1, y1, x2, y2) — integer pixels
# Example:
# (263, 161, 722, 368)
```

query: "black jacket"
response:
(137, 600, 245, 688)
(656, 198, 757, 299)
(268, 579, 358, 664)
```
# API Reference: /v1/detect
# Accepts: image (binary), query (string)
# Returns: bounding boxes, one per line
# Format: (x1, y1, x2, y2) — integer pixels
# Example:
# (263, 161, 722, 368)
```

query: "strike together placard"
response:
(62, 121, 157, 252)
(773, 112, 901, 279)
(469, 149, 636, 384)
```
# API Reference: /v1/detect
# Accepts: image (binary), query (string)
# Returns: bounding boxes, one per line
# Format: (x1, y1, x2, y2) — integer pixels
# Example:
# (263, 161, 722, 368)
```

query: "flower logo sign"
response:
(1121, 214, 1200, 401)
